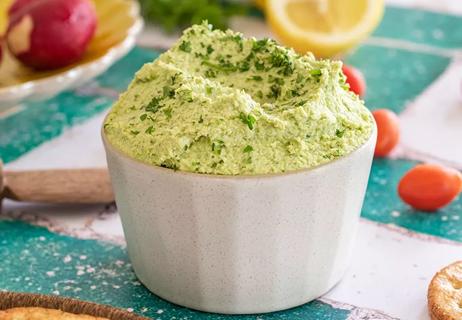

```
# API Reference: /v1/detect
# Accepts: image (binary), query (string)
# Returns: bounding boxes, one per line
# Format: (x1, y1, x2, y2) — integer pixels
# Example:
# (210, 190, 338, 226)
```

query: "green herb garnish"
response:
(310, 69, 322, 77)
(163, 107, 173, 119)
(145, 97, 162, 113)
(145, 126, 154, 134)
(239, 112, 256, 130)
(161, 159, 178, 170)
(212, 140, 225, 154)
(179, 41, 192, 53)
(205, 69, 217, 78)
(336, 129, 345, 138)
(202, 60, 237, 73)
(267, 84, 281, 99)
(243, 145, 253, 153)
(254, 60, 265, 71)
(252, 38, 271, 52)
(163, 86, 175, 98)
(249, 75, 263, 81)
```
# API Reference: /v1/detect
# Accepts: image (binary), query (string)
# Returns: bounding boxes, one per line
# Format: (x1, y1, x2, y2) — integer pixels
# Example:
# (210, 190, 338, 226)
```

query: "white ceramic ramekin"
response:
(102, 125, 376, 314)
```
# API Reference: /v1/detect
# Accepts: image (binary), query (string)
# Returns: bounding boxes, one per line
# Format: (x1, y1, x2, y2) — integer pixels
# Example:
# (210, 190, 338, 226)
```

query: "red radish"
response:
(342, 64, 366, 97)
(6, 0, 97, 70)
(8, 0, 37, 19)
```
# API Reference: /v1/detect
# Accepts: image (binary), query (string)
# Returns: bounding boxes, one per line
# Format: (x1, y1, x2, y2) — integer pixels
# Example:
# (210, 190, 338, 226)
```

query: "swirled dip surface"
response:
(104, 23, 373, 175)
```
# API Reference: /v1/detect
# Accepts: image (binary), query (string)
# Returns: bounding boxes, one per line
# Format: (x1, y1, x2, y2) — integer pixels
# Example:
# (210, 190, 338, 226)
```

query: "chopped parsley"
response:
(291, 90, 301, 97)
(145, 126, 154, 134)
(163, 107, 173, 119)
(270, 49, 294, 76)
(211, 140, 225, 154)
(161, 159, 178, 171)
(254, 60, 265, 71)
(269, 76, 284, 85)
(145, 97, 162, 113)
(130, 130, 140, 135)
(252, 38, 271, 52)
(243, 145, 253, 153)
(179, 41, 192, 52)
(180, 89, 194, 102)
(163, 86, 175, 98)
(238, 60, 250, 72)
(239, 112, 256, 130)
(205, 69, 217, 78)
(222, 34, 244, 51)
(140, 114, 148, 121)
(267, 84, 281, 99)
(202, 60, 237, 73)
(310, 69, 322, 77)
(336, 129, 345, 138)
(249, 75, 263, 81)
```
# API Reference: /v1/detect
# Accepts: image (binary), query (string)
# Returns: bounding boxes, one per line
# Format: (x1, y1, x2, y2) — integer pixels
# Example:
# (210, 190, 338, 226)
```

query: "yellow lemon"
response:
(0, 0, 14, 35)
(254, 0, 266, 9)
(266, 0, 384, 57)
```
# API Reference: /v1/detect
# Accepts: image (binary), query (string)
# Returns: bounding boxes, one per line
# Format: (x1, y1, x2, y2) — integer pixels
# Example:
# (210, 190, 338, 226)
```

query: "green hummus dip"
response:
(104, 23, 373, 175)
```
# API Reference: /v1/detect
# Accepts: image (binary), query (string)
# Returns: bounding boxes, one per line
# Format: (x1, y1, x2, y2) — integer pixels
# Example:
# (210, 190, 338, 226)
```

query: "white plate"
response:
(0, 0, 143, 112)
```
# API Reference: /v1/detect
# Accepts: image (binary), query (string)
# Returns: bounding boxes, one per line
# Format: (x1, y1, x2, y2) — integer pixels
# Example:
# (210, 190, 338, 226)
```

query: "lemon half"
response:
(266, 0, 384, 57)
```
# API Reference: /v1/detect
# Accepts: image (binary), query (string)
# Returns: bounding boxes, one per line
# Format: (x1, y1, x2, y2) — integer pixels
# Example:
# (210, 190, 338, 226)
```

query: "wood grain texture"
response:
(3, 169, 114, 204)
(0, 292, 148, 320)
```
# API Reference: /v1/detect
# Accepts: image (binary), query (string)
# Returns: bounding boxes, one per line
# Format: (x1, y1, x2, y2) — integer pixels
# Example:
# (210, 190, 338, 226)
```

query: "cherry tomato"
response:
(398, 164, 462, 212)
(342, 64, 366, 97)
(372, 109, 400, 157)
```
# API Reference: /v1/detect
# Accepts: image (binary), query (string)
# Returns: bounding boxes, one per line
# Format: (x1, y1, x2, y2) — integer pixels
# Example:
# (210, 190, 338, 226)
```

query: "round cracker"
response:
(428, 261, 462, 320)
(0, 307, 110, 320)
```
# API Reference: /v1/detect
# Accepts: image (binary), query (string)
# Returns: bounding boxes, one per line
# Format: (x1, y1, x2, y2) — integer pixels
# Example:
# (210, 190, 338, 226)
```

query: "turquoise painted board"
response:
(0, 221, 350, 320)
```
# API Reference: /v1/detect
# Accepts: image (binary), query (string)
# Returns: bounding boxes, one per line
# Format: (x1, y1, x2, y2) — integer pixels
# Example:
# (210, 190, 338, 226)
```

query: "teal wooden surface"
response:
(0, 48, 159, 164)
(0, 221, 350, 319)
(1, 5, 462, 319)
(374, 6, 462, 48)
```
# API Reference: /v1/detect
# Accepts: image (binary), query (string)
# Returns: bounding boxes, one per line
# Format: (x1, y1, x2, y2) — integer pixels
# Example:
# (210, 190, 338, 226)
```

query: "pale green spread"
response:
(104, 23, 373, 175)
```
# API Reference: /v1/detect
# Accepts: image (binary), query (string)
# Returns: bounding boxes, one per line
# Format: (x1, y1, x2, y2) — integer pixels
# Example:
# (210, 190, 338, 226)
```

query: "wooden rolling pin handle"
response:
(1, 168, 114, 204)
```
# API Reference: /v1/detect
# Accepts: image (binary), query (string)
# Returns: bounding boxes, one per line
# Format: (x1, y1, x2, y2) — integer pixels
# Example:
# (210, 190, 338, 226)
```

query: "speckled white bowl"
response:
(102, 125, 376, 314)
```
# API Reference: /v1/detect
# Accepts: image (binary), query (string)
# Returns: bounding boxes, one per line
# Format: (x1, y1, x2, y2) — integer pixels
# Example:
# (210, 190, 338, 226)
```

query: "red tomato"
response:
(342, 64, 366, 97)
(398, 164, 462, 212)
(372, 109, 400, 157)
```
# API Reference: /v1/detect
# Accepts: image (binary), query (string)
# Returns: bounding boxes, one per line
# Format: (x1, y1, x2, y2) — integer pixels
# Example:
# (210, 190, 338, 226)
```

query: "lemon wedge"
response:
(254, 0, 266, 9)
(266, 0, 384, 57)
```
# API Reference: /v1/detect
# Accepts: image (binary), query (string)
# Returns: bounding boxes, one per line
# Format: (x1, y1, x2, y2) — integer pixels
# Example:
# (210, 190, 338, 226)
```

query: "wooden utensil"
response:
(0, 291, 148, 319)
(0, 161, 114, 205)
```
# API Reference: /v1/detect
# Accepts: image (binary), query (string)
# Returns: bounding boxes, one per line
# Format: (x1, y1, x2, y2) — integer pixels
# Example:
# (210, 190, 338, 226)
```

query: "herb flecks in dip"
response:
(104, 23, 373, 175)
